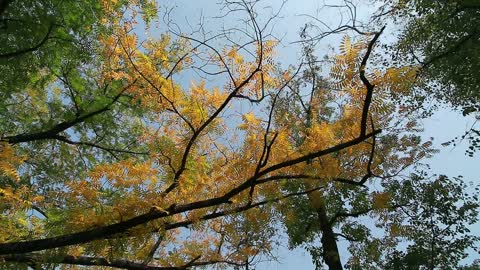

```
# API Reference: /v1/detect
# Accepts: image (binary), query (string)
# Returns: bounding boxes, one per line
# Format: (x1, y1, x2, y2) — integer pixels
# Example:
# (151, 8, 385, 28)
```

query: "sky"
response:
(149, 0, 480, 268)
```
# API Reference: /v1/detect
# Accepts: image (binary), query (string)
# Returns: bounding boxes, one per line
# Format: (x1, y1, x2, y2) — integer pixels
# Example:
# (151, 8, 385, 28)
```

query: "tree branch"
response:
(53, 135, 148, 156)
(3, 254, 172, 270)
(359, 26, 385, 137)
(2, 253, 243, 270)
(2, 82, 134, 144)
(0, 24, 54, 59)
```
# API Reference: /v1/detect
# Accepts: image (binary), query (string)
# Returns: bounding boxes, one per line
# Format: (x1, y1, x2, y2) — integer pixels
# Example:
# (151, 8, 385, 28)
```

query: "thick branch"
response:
(359, 26, 385, 137)
(3, 188, 325, 268)
(0, 141, 339, 255)
(2, 253, 241, 270)
(3, 254, 172, 270)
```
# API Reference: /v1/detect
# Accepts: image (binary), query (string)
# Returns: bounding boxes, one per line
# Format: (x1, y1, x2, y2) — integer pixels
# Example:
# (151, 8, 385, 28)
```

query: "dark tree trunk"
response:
(306, 184, 343, 270)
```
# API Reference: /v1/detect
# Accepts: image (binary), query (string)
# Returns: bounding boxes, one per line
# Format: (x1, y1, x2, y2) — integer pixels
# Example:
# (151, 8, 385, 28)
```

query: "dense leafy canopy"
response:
(380, 174, 479, 270)
(0, 1, 478, 270)
(375, 0, 480, 112)
(0, 0, 158, 204)
(373, 0, 480, 156)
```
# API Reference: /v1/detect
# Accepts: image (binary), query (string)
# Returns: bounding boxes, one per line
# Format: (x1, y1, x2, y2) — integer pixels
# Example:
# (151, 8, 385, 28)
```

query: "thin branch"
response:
(330, 207, 374, 225)
(334, 233, 360, 242)
(330, 204, 405, 225)
(143, 234, 163, 265)
(53, 135, 148, 156)
(423, 31, 475, 68)
(162, 44, 263, 195)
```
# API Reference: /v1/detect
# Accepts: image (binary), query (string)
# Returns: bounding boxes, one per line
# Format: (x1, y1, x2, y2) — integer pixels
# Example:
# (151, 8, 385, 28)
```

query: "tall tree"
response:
(275, 30, 445, 269)
(373, 0, 480, 155)
(0, 1, 477, 269)
(349, 173, 479, 270)
(374, 0, 480, 112)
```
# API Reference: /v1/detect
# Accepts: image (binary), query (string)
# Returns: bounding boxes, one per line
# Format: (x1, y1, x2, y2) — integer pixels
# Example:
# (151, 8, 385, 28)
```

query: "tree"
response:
(0, 0, 159, 211)
(373, 0, 480, 155)
(373, 0, 480, 112)
(0, 1, 477, 269)
(273, 28, 463, 269)
(349, 173, 479, 270)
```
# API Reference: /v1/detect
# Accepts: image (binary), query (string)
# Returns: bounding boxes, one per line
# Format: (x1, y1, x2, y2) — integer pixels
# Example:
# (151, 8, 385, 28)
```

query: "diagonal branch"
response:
(423, 31, 476, 68)
(3, 187, 326, 269)
(163, 185, 327, 231)
(3, 254, 172, 270)
(143, 234, 164, 265)
(256, 130, 380, 178)
(0, 24, 54, 59)
(3, 82, 135, 144)
(53, 135, 148, 156)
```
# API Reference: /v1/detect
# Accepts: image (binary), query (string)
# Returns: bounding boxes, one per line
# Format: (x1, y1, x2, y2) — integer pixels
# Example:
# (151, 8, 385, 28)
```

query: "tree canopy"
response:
(374, 0, 480, 112)
(0, 1, 478, 269)
(372, 0, 480, 156)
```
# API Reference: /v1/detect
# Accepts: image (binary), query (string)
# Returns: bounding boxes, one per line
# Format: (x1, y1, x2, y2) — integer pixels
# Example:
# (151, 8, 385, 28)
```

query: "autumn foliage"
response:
(0, 1, 478, 269)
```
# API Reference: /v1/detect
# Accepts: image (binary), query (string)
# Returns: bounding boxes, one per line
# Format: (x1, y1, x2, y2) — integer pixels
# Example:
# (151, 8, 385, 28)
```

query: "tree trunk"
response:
(306, 183, 343, 270)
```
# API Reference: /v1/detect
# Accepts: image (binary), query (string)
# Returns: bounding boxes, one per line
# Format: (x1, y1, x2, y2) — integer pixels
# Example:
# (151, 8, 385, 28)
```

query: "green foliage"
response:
(0, 1, 478, 269)
(377, 0, 480, 112)
(0, 0, 152, 221)
(0, 0, 104, 97)
(348, 173, 480, 269)
(387, 174, 479, 269)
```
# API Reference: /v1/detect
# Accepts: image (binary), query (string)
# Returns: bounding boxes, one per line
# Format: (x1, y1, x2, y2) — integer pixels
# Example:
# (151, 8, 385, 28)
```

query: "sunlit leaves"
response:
(272, 34, 443, 269)
(0, 142, 24, 182)
(2, 0, 473, 268)
(0, 144, 45, 243)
